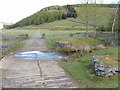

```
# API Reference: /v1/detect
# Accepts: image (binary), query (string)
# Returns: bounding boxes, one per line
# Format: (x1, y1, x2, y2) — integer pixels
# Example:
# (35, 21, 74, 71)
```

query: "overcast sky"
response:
(0, 0, 119, 23)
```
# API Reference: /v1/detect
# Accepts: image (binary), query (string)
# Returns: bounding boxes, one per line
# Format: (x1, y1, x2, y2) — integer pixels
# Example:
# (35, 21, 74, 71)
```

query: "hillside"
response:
(37, 4, 116, 31)
(4, 5, 77, 29)
(5, 4, 116, 31)
(21, 6, 115, 32)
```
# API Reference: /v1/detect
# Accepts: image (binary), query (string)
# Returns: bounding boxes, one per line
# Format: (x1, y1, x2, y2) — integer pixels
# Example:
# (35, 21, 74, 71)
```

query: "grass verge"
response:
(62, 46, 118, 88)
(2, 40, 27, 56)
(1, 29, 37, 57)
(46, 37, 105, 52)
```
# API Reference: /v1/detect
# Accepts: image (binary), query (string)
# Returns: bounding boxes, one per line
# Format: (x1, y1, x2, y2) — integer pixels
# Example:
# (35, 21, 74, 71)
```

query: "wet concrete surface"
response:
(2, 31, 78, 88)
(13, 51, 67, 60)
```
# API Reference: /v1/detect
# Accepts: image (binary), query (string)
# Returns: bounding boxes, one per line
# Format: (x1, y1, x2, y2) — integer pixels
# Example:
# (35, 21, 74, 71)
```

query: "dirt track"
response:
(2, 31, 78, 88)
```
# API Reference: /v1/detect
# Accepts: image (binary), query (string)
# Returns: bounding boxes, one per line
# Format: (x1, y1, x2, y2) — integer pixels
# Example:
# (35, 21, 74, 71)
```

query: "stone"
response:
(55, 41, 105, 55)
(84, 46, 93, 53)
(0, 43, 14, 53)
(91, 56, 119, 77)
(55, 41, 72, 48)
(16, 34, 29, 41)
(94, 44, 106, 50)
(97, 67, 105, 71)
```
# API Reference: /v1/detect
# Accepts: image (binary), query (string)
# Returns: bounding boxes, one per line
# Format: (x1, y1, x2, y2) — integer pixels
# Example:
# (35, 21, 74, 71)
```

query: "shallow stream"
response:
(13, 51, 67, 60)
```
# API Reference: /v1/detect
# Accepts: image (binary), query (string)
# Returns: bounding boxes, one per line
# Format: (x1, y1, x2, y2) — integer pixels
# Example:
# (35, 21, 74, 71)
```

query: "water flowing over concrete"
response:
(13, 51, 67, 60)
(2, 31, 78, 88)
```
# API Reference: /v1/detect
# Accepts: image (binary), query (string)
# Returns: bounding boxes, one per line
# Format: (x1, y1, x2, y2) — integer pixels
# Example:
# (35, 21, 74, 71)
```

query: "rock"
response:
(55, 41, 105, 54)
(55, 41, 72, 48)
(16, 34, 29, 41)
(0, 43, 14, 52)
(84, 46, 93, 53)
(91, 56, 119, 77)
(95, 44, 106, 50)
(97, 66, 105, 71)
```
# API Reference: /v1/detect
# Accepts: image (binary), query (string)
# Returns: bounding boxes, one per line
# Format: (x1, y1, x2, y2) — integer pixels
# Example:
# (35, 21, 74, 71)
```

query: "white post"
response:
(112, 5, 118, 33)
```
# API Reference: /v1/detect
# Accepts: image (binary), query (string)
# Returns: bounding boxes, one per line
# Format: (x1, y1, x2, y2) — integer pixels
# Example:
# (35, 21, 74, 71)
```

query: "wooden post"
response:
(86, 0, 89, 36)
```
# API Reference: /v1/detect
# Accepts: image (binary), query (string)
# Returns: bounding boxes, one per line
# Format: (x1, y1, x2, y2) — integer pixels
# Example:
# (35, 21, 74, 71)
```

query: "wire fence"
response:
(45, 32, 118, 40)
(46, 32, 86, 40)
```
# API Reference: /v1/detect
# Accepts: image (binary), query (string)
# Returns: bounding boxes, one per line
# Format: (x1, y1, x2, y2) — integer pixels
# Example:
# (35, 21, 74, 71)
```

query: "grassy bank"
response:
(46, 37, 105, 52)
(61, 46, 118, 88)
(45, 34, 118, 88)
(2, 29, 36, 42)
(1, 29, 37, 57)
(2, 40, 27, 56)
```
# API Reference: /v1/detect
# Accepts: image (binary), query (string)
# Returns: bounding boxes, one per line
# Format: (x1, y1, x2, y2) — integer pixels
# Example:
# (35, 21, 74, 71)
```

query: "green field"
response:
(18, 6, 115, 32)
(2, 29, 37, 42)
(1, 29, 37, 56)
(75, 7, 115, 26)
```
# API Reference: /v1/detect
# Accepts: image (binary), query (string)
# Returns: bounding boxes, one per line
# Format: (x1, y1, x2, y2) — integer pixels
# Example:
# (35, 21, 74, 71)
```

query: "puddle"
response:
(13, 51, 67, 60)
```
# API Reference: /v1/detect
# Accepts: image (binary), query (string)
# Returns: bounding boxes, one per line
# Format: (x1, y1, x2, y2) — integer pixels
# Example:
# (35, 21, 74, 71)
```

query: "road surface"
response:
(2, 31, 78, 88)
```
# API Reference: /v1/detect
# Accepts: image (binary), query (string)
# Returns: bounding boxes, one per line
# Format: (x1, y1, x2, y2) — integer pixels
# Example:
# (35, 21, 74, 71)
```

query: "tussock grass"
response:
(46, 37, 105, 51)
(56, 37, 105, 46)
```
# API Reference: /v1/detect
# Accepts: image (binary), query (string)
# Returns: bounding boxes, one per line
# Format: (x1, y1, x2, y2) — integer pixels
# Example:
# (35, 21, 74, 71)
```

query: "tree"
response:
(112, 5, 118, 33)
(65, 5, 78, 18)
